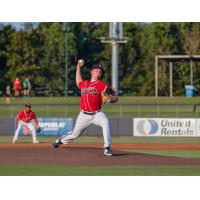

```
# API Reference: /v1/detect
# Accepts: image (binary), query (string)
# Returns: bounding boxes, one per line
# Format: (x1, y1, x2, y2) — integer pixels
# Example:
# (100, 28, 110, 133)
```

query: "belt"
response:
(81, 110, 100, 115)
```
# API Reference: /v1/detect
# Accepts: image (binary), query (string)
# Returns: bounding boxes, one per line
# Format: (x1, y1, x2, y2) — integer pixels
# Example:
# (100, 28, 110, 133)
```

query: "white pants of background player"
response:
(13, 120, 38, 143)
(60, 111, 111, 148)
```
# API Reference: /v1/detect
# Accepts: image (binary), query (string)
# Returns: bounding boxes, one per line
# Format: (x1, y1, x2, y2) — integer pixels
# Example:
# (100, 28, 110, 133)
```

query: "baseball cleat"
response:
(12, 139, 17, 144)
(33, 140, 39, 144)
(104, 147, 113, 156)
(52, 138, 62, 148)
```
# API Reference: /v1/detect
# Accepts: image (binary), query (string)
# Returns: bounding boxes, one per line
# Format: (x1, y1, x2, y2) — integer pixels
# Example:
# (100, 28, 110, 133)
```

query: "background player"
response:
(13, 77, 21, 97)
(53, 59, 118, 156)
(23, 77, 31, 97)
(12, 104, 41, 144)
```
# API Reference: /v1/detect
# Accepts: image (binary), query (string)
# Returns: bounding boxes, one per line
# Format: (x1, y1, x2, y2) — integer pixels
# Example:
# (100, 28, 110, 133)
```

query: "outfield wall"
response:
(0, 118, 133, 136)
(1, 117, 200, 137)
(0, 118, 14, 135)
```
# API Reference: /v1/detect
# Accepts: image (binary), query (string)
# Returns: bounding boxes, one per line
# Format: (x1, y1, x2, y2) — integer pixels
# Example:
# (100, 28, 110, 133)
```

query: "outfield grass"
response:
(1, 136, 200, 176)
(1, 96, 200, 104)
(1, 96, 200, 117)
(0, 97, 80, 104)
(1, 165, 200, 175)
(4, 103, 196, 118)
(2, 136, 200, 144)
(126, 150, 200, 159)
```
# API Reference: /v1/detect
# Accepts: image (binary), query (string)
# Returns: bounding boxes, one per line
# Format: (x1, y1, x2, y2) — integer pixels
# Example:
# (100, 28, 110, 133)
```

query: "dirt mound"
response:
(1, 143, 200, 166)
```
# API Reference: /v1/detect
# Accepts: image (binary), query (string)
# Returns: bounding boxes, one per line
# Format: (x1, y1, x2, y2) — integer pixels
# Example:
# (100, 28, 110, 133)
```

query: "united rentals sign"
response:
(133, 118, 199, 137)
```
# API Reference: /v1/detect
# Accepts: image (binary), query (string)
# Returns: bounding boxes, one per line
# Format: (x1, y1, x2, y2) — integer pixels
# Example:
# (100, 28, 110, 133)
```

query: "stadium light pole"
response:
(101, 22, 127, 94)
(63, 22, 69, 96)
(190, 59, 193, 85)
(111, 23, 119, 93)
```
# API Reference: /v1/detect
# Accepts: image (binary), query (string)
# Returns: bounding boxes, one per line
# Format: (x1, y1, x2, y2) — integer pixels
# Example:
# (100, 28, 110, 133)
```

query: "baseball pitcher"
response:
(12, 104, 41, 144)
(53, 59, 118, 156)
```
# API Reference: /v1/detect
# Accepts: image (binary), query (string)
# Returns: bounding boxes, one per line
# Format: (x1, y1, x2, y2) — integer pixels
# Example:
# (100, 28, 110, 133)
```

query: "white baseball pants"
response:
(60, 111, 111, 148)
(13, 120, 37, 142)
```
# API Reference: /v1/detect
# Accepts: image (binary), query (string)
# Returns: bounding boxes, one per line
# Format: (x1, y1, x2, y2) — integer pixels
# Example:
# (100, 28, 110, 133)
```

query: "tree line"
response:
(0, 22, 200, 96)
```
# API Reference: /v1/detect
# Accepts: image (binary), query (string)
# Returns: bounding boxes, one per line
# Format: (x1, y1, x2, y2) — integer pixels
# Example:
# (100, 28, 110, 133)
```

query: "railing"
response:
(0, 103, 200, 118)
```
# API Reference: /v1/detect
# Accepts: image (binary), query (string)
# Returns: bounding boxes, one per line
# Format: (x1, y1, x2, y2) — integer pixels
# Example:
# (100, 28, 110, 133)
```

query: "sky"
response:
(1, 22, 23, 30)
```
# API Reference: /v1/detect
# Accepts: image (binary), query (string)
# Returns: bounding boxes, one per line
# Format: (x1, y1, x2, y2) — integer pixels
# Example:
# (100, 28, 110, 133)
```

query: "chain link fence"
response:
(0, 103, 200, 118)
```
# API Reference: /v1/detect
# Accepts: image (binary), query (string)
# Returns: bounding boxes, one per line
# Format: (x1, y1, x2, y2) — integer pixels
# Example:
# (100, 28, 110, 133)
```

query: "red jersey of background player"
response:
(78, 80, 108, 112)
(14, 79, 21, 89)
(17, 109, 39, 125)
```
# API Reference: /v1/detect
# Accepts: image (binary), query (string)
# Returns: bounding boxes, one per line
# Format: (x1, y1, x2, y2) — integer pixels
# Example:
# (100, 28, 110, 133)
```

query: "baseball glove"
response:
(35, 126, 41, 133)
(102, 87, 118, 104)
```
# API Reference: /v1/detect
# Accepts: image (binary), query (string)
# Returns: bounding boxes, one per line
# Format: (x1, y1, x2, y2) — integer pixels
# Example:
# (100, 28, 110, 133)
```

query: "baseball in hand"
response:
(78, 59, 84, 67)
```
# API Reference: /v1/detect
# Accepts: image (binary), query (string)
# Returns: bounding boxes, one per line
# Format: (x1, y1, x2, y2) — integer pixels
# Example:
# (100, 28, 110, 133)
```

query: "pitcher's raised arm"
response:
(76, 59, 84, 87)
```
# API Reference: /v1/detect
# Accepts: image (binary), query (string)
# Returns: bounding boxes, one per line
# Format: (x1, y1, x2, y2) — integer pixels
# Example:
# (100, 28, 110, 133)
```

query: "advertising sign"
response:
(16, 118, 73, 136)
(133, 118, 199, 137)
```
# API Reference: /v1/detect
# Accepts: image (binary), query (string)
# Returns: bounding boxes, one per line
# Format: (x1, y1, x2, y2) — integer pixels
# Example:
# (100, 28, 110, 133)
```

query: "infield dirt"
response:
(1, 143, 200, 166)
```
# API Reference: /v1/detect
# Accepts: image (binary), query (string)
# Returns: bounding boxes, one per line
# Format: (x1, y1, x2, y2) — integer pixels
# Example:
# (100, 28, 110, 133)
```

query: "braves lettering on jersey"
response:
(17, 109, 39, 125)
(78, 80, 108, 112)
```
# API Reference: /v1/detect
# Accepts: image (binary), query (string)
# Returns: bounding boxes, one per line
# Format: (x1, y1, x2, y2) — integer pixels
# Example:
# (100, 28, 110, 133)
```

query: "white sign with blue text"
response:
(17, 118, 73, 136)
(133, 118, 199, 137)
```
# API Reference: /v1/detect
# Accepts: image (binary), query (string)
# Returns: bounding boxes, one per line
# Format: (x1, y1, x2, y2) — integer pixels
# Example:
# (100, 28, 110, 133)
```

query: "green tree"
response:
(5, 23, 42, 86)
(37, 23, 65, 94)
(0, 25, 15, 81)
(1, 22, 200, 97)
(178, 23, 200, 94)
(139, 23, 182, 96)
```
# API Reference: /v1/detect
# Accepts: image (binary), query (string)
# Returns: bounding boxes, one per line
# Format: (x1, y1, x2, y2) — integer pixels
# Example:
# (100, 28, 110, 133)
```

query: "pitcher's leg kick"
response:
(52, 111, 113, 156)
(53, 112, 91, 148)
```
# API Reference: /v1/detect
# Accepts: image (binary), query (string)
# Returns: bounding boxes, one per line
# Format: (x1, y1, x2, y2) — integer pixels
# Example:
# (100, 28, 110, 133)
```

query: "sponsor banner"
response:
(133, 118, 200, 137)
(16, 118, 73, 136)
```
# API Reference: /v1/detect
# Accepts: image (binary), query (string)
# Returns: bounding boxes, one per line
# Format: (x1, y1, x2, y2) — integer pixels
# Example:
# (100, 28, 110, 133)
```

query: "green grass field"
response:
(127, 150, 200, 158)
(1, 96, 200, 175)
(1, 96, 200, 117)
(1, 96, 200, 104)
(2, 135, 200, 144)
(1, 136, 200, 175)
(1, 165, 200, 176)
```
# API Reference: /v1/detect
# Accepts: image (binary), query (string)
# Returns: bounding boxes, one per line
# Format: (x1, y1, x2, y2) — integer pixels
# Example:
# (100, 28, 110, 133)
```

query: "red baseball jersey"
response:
(78, 80, 108, 112)
(14, 79, 21, 89)
(17, 109, 39, 125)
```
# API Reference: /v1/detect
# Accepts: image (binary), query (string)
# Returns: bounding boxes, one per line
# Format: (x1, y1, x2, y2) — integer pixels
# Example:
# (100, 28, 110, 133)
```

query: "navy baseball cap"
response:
(91, 64, 104, 74)
(25, 103, 31, 108)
